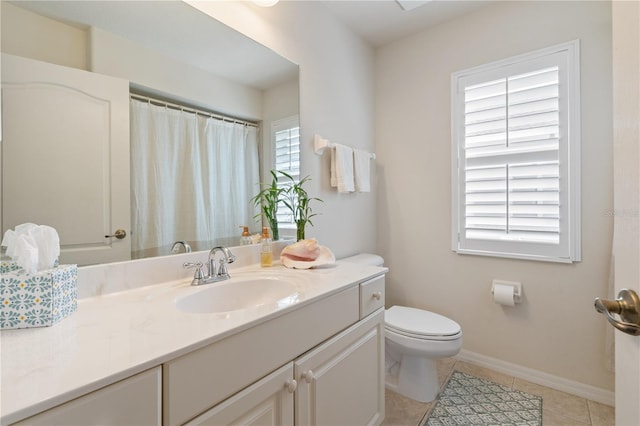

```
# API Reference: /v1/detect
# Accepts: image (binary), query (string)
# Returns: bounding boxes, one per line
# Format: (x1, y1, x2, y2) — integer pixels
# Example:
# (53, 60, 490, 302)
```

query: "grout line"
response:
(586, 400, 594, 426)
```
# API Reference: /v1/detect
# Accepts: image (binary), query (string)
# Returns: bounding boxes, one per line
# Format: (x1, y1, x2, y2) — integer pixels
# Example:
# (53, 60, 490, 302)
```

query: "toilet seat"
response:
(385, 306, 461, 341)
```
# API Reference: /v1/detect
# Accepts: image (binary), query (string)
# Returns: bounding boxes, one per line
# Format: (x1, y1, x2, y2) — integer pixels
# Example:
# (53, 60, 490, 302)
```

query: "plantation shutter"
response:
(464, 67, 560, 243)
(273, 120, 300, 224)
(452, 41, 580, 262)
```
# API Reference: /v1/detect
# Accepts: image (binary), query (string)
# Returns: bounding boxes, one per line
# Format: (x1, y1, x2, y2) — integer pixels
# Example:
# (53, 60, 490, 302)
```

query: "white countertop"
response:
(1, 261, 386, 424)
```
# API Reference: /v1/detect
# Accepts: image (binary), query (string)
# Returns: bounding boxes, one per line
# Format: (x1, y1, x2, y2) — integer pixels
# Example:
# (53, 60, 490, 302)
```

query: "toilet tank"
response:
(340, 253, 384, 267)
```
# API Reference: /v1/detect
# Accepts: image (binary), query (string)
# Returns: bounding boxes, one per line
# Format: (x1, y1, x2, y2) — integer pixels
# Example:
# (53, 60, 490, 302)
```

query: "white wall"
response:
(0, 2, 87, 70)
(187, 1, 378, 258)
(0, 3, 266, 122)
(88, 27, 264, 121)
(376, 0, 613, 391)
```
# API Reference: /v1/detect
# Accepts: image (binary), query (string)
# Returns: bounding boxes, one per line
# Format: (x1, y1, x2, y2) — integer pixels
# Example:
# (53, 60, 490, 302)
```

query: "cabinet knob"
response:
(372, 291, 382, 300)
(302, 370, 314, 383)
(286, 379, 297, 393)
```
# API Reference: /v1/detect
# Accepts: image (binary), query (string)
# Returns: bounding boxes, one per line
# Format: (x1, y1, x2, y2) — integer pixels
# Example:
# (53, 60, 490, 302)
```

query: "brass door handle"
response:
(105, 229, 127, 239)
(594, 289, 640, 336)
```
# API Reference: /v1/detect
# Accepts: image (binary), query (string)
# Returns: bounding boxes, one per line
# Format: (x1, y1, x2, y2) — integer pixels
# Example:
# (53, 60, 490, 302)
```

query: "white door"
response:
(1, 53, 130, 265)
(611, 2, 640, 424)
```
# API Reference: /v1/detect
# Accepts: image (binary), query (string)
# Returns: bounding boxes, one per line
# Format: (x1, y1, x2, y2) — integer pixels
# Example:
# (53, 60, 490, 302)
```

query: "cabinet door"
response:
(295, 309, 385, 426)
(13, 367, 161, 426)
(186, 363, 294, 426)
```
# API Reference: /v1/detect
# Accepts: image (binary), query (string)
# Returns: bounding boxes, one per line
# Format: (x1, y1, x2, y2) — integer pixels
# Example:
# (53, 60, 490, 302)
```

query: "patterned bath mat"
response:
(424, 370, 542, 426)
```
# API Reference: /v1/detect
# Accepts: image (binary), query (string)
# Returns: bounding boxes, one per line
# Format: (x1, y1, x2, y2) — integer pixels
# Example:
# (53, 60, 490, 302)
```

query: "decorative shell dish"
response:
(281, 245, 335, 269)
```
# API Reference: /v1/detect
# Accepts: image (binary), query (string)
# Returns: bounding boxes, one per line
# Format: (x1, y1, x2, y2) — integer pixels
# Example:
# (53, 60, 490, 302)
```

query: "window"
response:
(451, 40, 581, 263)
(271, 116, 300, 226)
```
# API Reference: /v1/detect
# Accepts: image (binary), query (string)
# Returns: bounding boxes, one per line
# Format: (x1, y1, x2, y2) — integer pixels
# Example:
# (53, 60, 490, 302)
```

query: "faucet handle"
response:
(217, 259, 230, 277)
(183, 262, 205, 284)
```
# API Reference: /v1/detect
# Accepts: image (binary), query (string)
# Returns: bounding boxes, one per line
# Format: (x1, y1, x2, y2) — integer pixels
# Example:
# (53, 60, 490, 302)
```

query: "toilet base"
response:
(385, 346, 440, 403)
(385, 355, 439, 402)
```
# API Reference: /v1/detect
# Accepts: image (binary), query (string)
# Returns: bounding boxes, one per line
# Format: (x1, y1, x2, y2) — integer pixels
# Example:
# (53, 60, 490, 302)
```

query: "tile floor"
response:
(382, 359, 615, 426)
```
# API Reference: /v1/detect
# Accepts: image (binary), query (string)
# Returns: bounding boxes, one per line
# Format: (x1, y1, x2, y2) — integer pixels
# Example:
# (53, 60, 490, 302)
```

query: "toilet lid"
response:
(385, 306, 461, 338)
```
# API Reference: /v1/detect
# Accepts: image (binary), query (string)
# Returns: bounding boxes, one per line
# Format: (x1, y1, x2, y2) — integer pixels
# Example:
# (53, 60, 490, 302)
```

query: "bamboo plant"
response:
(251, 170, 285, 241)
(280, 171, 323, 241)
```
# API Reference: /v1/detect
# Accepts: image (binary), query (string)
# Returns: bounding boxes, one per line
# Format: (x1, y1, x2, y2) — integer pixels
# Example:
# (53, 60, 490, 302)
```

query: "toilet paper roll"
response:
(493, 284, 516, 307)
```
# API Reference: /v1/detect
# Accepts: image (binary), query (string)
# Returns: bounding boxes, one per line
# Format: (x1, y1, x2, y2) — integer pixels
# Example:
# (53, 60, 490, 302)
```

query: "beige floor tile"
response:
(450, 360, 515, 387)
(513, 378, 590, 424)
(543, 408, 591, 425)
(381, 389, 432, 426)
(382, 360, 598, 426)
(436, 358, 456, 388)
(588, 400, 615, 426)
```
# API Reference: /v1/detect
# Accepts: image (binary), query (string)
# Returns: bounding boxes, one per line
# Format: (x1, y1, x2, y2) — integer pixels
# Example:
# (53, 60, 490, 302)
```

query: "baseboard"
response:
(456, 349, 615, 406)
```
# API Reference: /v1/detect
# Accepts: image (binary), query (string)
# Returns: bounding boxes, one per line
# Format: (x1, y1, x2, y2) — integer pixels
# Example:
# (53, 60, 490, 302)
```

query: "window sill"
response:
(454, 248, 577, 264)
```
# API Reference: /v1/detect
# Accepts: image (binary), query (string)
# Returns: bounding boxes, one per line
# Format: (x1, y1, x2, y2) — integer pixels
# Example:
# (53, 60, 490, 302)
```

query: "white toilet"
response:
(341, 253, 462, 403)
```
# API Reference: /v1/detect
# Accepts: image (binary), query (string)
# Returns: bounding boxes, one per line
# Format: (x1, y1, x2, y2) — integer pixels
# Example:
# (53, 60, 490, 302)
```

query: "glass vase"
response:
(268, 219, 279, 241)
(296, 222, 305, 241)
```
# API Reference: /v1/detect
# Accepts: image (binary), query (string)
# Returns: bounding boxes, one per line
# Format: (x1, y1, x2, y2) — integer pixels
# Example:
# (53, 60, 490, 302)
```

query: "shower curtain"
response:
(130, 99, 260, 254)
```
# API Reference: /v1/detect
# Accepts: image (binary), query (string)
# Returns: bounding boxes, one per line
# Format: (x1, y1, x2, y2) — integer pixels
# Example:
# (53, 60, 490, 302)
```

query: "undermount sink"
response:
(175, 275, 305, 314)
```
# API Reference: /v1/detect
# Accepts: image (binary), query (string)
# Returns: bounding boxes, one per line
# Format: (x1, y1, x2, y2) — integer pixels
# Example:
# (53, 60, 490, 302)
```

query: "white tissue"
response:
(1, 229, 16, 257)
(14, 234, 39, 274)
(30, 225, 60, 271)
(2, 223, 60, 273)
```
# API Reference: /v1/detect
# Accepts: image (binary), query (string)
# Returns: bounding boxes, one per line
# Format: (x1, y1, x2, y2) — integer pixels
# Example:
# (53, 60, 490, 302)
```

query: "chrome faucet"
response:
(171, 240, 192, 254)
(207, 246, 237, 279)
(183, 246, 236, 286)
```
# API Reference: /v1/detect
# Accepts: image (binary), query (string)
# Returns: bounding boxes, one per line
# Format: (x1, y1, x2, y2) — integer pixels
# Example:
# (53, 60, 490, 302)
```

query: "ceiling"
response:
(8, 0, 299, 90)
(319, 0, 495, 47)
(10, 0, 495, 87)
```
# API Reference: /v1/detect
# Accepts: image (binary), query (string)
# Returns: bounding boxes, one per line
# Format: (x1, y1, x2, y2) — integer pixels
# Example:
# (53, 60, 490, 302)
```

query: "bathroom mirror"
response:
(1, 1, 299, 266)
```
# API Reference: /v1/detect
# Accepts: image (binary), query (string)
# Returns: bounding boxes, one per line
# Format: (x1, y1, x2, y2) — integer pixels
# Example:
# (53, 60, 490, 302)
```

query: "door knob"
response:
(594, 289, 640, 336)
(105, 229, 127, 239)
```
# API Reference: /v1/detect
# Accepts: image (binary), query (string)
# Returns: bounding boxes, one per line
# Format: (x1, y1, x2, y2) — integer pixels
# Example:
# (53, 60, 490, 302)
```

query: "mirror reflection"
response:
(1, 1, 300, 266)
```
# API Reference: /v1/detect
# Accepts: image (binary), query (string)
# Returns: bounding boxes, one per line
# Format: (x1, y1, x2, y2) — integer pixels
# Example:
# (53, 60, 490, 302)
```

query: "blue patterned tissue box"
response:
(0, 261, 78, 330)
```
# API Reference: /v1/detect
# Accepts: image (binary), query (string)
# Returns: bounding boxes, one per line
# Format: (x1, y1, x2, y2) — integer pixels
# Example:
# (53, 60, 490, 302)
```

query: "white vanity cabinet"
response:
(186, 309, 385, 426)
(165, 275, 386, 426)
(2, 270, 387, 426)
(12, 367, 161, 426)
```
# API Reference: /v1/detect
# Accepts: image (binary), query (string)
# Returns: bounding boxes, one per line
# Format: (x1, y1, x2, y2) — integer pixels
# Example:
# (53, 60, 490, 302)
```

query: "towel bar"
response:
(313, 134, 376, 160)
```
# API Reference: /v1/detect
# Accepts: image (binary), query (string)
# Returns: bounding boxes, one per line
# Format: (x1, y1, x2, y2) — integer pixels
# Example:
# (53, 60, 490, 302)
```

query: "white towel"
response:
(331, 144, 354, 193)
(353, 149, 371, 193)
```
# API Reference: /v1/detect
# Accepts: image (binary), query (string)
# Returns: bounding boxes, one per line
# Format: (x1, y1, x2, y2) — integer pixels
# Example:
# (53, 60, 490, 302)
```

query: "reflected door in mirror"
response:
(1, 54, 131, 265)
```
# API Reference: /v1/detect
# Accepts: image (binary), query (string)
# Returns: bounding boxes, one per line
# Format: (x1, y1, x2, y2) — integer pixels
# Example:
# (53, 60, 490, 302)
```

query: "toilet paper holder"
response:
(491, 280, 522, 304)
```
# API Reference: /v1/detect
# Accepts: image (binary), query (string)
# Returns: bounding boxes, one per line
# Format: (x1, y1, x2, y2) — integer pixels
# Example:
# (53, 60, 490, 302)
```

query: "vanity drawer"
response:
(360, 275, 385, 319)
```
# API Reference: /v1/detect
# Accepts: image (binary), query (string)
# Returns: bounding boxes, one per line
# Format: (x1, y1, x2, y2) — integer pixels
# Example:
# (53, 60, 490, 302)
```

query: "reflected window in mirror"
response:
(272, 116, 300, 227)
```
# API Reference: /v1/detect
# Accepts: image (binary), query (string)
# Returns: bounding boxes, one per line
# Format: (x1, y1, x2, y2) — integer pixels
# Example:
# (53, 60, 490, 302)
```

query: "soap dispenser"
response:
(260, 227, 272, 267)
(240, 226, 252, 245)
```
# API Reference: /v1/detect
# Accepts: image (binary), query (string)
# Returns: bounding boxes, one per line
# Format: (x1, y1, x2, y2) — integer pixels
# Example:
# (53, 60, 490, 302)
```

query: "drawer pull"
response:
(286, 379, 298, 393)
(372, 291, 382, 300)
